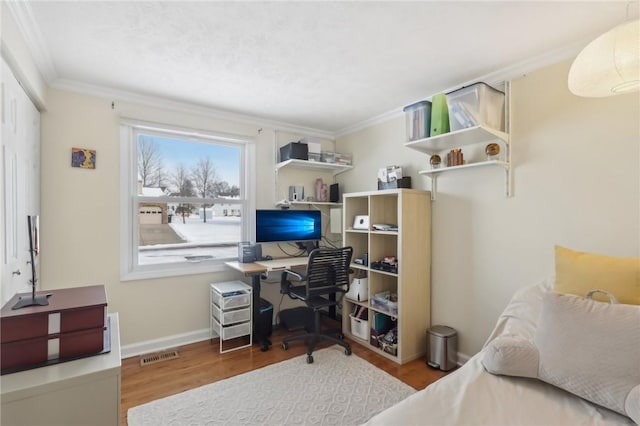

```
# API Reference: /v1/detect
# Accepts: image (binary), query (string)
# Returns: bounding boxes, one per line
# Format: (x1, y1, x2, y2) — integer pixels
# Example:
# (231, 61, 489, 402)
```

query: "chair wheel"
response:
(337, 333, 344, 340)
(345, 347, 352, 356)
(306, 354, 314, 364)
(282, 342, 289, 350)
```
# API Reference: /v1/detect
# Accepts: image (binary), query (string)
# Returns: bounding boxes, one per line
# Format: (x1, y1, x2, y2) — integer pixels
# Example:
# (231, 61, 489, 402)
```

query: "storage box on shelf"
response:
(342, 188, 431, 364)
(370, 292, 398, 316)
(403, 100, 432, 141)
(446, 82, 505, 131)
(334, 152, 352, 165)
(280, 141, 308, 161)
(210, 281, 253, 353)
(349, 314, 369, 341)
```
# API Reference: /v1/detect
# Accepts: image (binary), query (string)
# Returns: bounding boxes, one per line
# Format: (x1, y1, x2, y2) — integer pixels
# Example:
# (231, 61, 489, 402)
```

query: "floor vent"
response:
(139, 349, 179, 366)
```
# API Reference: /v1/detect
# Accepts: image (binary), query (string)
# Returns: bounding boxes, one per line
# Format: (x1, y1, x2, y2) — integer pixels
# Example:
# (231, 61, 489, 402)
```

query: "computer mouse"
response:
(263, 255, 273, 260)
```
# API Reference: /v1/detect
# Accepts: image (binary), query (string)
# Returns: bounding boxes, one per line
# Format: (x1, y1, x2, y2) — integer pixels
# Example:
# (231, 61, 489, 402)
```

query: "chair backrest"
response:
(305, 247, 353, 299)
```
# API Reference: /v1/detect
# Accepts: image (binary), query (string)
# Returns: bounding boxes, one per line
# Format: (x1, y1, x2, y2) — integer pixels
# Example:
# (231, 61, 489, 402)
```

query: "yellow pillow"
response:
(554, 245, 640, 305)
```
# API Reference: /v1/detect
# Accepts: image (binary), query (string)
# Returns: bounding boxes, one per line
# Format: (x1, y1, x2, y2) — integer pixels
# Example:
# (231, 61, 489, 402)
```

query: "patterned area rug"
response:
(128, 345, 415, 425)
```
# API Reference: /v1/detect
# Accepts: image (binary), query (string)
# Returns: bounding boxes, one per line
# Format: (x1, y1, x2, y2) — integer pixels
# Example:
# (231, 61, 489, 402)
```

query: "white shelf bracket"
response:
(430, 176, 437, 201)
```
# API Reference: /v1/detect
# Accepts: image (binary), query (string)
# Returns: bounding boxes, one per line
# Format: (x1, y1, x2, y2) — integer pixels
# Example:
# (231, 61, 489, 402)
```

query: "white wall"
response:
(39, 89, 303, 347)
(336, 59, 640, 356)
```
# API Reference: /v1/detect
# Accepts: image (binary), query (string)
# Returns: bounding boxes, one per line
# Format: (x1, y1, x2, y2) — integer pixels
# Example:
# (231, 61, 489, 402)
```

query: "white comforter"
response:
(364, 279, 634, 425)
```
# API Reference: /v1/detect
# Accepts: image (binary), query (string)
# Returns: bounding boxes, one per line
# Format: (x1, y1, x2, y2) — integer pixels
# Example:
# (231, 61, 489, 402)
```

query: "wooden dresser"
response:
(1, 285, 108, 373)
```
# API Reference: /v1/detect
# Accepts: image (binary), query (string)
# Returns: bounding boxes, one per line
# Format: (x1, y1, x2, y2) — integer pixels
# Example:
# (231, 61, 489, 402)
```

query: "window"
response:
(120, 121, 255, 280)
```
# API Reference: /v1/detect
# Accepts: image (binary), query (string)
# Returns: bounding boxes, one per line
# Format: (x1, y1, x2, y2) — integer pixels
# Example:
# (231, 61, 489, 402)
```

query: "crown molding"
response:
(5, 1, 57, 83)
(7, 0, 591, 141)
(335, 38, 586, 138)
(51, 78, 336, 140)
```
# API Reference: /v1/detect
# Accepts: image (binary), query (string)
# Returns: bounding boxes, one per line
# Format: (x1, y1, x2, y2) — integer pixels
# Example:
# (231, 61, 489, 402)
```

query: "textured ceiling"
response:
(13, 1, 638, 133)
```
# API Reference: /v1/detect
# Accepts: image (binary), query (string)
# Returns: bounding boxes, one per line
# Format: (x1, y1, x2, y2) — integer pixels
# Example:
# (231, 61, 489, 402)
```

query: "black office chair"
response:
(280, 246, 353, 364)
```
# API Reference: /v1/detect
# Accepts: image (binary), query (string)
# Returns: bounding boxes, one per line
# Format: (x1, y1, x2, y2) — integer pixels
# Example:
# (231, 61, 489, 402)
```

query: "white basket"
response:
(212, 317, 252, 340)
(350, 314, 369, 340)
(345, 278, 368, 302)
(212, 304, 251, 325)
(211, 281, 251, 310)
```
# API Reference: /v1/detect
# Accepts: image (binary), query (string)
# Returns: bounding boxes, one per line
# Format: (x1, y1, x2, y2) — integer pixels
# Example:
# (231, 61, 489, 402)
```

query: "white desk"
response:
(1, 313, 121, 426)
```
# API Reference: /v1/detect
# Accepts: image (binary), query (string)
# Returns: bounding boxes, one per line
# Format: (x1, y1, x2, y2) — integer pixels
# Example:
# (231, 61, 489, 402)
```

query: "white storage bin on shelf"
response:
(210, 280, 252, 353)
(371, 294, 399, 316)
(446, 82, 505, 132)
(403, 100, 432, 141)
(350, 314, 369, 341)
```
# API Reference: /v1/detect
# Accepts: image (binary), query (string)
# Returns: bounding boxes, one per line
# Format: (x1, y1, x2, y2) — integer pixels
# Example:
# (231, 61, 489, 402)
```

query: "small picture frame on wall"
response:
(71, 147, 96, 169)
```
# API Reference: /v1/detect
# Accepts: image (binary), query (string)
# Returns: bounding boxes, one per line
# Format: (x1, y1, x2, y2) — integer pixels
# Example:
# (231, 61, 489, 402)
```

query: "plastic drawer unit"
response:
(210, 281, 252, 353)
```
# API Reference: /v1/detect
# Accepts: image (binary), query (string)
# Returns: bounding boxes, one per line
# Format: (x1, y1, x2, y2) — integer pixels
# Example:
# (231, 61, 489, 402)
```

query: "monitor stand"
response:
(296, 241, 318, 255)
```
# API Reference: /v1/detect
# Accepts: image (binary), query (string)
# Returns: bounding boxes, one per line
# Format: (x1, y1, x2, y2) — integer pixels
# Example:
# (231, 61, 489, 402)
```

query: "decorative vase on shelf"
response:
(315, 178, 326, 202)
(485, 143, 500, 161)
(429, 155, 441, 169)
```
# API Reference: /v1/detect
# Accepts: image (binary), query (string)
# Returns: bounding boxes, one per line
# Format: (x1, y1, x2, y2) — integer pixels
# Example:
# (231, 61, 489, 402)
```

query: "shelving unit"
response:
(342, 188, 431, 365)
(404, 82, 512, 200)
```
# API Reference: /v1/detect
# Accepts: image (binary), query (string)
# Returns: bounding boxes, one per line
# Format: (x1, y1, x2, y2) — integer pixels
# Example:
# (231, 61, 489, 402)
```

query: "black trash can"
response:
(256, 298, 273, 338)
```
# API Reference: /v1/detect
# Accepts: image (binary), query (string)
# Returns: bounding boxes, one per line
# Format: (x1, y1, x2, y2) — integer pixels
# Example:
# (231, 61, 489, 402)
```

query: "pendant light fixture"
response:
(568, 18, 640, 97)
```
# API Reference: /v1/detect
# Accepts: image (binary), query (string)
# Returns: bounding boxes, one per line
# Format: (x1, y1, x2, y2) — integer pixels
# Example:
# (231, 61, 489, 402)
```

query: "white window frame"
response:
(119, 120, 255, 281)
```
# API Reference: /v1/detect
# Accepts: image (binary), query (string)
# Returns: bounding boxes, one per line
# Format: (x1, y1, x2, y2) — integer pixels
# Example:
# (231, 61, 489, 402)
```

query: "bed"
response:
(365, 272, 639, 426)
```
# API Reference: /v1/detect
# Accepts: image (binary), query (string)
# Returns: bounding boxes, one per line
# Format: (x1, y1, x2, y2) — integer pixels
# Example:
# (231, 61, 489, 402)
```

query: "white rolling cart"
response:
(210, 281, 253, 353)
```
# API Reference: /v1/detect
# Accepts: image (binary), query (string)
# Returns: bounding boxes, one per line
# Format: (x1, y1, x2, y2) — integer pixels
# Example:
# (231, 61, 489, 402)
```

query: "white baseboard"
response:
(120, 328, 210, 359)
(457, 351, 471, 366)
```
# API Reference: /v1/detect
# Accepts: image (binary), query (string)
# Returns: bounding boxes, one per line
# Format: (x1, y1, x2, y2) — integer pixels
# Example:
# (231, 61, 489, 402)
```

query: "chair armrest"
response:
(282, 269, 307, 282)
(280, 269, 307, 295)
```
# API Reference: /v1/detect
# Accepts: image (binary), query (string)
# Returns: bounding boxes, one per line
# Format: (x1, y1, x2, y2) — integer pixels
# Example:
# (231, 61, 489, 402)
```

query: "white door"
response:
(1, 58, 40, 305)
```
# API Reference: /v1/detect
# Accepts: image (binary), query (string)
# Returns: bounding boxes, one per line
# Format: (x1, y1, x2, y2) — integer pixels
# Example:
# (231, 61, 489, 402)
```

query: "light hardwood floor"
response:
(121, 325, 451, 425)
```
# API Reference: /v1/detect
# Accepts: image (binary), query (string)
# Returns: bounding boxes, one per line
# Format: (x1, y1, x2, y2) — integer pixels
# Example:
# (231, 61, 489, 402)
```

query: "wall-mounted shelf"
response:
(290, 201, 342, 206)
(275, 159, 353, 176)
(404, 126, 508, 155)
(275, 200, 342, 208)
(419, 159, 509, 175)
(404, 81, 511, 200)
(418, 160, 510, 200)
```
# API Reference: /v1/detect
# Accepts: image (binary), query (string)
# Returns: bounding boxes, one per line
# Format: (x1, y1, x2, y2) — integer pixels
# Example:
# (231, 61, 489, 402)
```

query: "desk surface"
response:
(225, 257, 308, 274)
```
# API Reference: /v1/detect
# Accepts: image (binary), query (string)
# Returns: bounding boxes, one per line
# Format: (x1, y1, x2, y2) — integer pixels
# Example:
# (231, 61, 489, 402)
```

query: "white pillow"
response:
(482, 291, 640, 423)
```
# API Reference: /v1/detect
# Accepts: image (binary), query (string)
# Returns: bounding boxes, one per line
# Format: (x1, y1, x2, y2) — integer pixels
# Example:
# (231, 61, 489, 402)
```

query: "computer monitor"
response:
(255, 209, 321, 245)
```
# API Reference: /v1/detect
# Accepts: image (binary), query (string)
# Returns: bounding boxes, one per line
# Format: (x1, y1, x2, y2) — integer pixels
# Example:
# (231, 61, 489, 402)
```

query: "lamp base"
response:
(12, 293, 51, 310)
